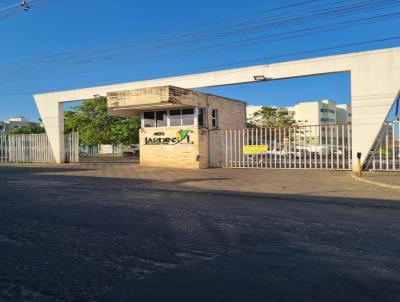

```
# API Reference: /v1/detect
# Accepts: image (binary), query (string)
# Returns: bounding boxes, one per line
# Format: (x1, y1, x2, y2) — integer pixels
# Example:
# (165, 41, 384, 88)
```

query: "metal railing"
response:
(368, 121, 400, 171)
(0, 133, 79, 163)
(79, 144, 138, 157)
(221, 124, 352, 170)
(65, 132, 80, 163)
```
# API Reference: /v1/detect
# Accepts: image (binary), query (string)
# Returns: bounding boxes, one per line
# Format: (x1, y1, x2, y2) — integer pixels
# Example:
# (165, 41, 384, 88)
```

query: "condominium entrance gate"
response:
(217, 124, 352, 170)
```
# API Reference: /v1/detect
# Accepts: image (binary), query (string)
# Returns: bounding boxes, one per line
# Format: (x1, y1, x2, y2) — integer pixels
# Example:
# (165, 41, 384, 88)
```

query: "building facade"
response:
(1, 117, 39, 132)
(247, 100, 352, 145)
(247, 100, 352, 126)
(336, 104, 352, 124)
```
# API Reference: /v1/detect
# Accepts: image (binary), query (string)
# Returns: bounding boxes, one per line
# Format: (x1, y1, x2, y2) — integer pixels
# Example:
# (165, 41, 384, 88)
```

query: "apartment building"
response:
(248, 100, 352, 145)
(7, 117, 38, 129)
(247, 100, 352, 126)
(0, 117, 40, 133)
(336, 104, 352, 124)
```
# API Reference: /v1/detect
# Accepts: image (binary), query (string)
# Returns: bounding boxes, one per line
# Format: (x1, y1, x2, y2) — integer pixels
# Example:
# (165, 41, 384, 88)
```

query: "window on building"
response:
(169, 110, 182, 127)
(211, 109, 219, 129)
(182, 109, 195, 126)
(320, 108, 335, 114)
(321, 118, 335, 123)
(143, 109, 196, 128)
(198, 107, 207, 127)
(156, 111, 167, 127)
(143, 112, 155, 128)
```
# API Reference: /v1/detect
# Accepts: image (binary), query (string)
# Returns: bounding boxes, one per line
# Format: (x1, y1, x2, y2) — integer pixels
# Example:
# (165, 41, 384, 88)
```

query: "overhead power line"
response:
(0, 0, 399, 95)
(0, 35, 399, 97)
(0, 0, 58, 20)
(1, 0, 399, 79)
(0, 0, 398, 85)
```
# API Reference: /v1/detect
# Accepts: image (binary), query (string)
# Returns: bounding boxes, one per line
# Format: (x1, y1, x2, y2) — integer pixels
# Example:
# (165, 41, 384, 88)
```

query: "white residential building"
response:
(247, 100, 352, 145)
(0, 117, 40, 133)
(247, 100, 352, 126)
(336, 104, 352, 124)
(6, 117, 38, 130)
(290, 99, 335, 125)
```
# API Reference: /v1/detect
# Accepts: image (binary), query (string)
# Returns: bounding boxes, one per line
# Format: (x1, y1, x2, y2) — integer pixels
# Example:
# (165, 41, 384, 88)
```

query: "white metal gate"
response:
(368, 121, 400, 171)
(221, 124, 352, 170)
(64, 132, 80, 163)
(0, 133, 79, 163)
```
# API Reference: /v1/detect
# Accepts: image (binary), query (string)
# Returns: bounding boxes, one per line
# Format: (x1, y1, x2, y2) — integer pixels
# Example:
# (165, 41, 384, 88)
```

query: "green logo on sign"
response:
(145, 129, 194, 145)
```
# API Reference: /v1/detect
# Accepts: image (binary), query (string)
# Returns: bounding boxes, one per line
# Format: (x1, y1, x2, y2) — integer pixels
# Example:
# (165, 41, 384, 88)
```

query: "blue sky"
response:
(0, 0, 399, 121)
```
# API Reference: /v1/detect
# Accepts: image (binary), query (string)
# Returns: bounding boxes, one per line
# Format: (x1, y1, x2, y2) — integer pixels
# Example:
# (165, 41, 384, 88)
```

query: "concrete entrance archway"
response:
(34, 47, 400, 171)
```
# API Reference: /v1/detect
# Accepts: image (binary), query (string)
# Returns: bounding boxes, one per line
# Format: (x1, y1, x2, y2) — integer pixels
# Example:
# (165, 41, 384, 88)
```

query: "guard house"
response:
(107, 86, 246, 168)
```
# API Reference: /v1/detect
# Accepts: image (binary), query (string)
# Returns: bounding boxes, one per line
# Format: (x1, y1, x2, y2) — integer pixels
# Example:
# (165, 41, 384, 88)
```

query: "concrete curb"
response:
(351, 173, 400, 190)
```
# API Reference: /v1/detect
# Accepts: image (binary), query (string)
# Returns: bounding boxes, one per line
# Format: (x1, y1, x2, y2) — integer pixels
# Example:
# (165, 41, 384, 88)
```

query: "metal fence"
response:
(221, 124, 352, 170)
(65, 132, 80, 163)
(79, 144, 139, 162)
(79, 144, 133, 157)
(80, 145, 101, 157)
(0, 133, 79, 163)
(368, 121, 400, 171)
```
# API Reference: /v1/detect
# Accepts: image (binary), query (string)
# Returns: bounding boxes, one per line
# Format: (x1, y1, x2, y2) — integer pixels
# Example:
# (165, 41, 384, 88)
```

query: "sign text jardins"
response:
(144, 130, 194, 145)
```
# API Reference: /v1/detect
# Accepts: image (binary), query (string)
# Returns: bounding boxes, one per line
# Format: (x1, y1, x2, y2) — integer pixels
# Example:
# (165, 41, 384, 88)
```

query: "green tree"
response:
(110, 118, 141, 145)
(64, 97, 140, 145)
(8, 125, 45, 134)
(249, 106, 297, 127)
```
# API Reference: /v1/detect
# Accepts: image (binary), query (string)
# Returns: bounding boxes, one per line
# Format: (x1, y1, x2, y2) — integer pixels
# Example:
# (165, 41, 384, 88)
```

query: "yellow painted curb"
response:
(351, 173, 400, 190)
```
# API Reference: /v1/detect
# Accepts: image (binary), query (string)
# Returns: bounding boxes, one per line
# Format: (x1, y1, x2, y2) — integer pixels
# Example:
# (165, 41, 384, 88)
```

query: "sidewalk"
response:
(352, 171, 400, 190)
(1, 163, 399, 200)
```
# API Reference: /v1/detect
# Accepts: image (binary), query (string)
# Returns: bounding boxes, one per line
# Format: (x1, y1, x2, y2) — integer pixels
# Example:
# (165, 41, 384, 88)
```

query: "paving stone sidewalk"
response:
(360, 171, 400, 188)
(1, 163, 399, 201)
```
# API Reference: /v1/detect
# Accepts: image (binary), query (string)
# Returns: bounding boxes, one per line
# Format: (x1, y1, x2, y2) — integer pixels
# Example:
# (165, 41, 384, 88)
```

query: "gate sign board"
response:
(243, 145, 269, 155)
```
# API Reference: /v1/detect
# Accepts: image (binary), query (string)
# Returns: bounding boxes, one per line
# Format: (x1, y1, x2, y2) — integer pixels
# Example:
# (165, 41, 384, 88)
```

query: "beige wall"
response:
(140, 127, 206, 169)
(203, 94, 247, 129)
(138, 92, 246, 169)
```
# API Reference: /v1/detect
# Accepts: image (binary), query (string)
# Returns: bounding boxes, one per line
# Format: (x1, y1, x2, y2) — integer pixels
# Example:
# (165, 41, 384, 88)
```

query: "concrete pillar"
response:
(350, 51, 400, 171)
(34, 96, 65, 163)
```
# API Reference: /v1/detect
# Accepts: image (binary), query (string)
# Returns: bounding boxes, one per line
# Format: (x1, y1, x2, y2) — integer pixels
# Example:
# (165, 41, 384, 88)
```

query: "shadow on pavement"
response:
(1, 165, 400, 301)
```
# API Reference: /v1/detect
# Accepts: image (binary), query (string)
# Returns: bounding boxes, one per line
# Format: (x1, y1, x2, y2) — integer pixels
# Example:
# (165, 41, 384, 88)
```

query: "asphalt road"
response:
(0, 166, 400, 301)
